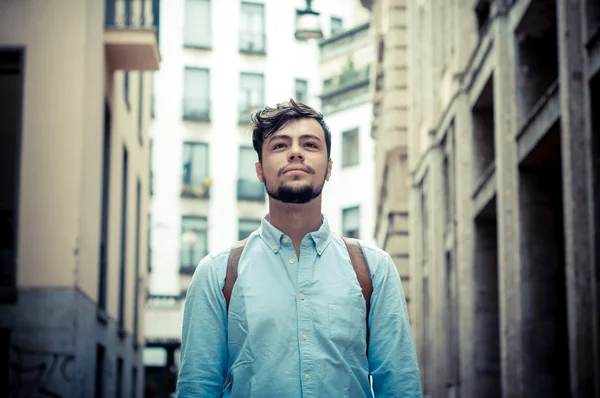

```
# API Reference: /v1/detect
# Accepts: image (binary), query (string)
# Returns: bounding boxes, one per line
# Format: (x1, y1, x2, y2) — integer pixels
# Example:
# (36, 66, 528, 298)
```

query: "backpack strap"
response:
(342, 237, 372, 355)
(222, 238, 247, 311)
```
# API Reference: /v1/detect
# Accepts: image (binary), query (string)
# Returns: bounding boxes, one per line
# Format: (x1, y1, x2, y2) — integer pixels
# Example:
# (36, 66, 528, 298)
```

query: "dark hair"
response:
(250, 99, 331, 163)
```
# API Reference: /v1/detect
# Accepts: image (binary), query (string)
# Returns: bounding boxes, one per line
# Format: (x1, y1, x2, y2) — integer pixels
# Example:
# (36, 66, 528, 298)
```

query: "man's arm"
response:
(177, 253, 228, 397)
(368, 251, 423, 397)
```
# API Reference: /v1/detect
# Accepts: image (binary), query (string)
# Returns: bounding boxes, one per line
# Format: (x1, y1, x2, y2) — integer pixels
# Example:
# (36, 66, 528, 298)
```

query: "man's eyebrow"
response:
(300, 134, 322, 142)
(268, 134, 291, 143)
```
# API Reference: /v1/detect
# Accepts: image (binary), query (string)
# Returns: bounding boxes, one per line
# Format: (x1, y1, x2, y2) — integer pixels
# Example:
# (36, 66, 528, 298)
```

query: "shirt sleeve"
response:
(176, 253, 228, 398)
(368, 251, 423, 397)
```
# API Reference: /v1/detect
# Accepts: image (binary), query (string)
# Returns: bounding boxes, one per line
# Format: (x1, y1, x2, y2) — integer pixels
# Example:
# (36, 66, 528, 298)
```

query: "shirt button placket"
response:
(297, 245, 317, 397)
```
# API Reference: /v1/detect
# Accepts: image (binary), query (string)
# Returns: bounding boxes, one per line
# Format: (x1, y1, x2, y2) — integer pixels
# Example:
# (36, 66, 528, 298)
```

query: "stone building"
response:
(363, 0, 600, 396)
(0, 0, 158, 396)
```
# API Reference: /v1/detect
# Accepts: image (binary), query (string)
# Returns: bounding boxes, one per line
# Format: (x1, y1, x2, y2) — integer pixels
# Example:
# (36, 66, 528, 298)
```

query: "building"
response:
(365, 0, 600, 396)
(143, 0, 368, 395)
(318, 14, 375, 246)
(0, 0, 159, 397)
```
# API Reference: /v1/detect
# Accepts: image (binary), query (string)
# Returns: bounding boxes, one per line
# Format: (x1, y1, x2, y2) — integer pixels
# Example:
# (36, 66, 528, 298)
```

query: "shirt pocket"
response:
(328, 293, 367, 353)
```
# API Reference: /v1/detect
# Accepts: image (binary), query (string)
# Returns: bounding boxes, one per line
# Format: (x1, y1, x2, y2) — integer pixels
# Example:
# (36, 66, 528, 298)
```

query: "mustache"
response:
(278, 164, 315, 176)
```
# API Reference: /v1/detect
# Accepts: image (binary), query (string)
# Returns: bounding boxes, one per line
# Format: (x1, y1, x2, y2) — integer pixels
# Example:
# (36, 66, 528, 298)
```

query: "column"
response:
(492, 1, 523, 396)
(556, 0, 599, 396)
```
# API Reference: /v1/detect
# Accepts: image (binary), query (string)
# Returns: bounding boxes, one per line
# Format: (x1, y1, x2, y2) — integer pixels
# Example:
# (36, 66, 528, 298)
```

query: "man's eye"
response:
(272, 143, 286, 150)
(305, 142, 318, 148)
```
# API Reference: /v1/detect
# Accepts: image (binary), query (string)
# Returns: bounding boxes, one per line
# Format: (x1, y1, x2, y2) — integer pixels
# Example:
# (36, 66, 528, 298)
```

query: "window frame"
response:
(181, 141, 210, 199)
(182, 67, 211, 121)
(239, 2, 266, 54)
(183, 0, 212, 49)
(341, 128, 360, 167)
(342, 206, 360, 239)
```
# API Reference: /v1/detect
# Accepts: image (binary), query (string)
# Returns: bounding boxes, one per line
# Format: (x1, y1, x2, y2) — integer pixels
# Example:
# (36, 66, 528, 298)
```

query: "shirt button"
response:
(304, 373, 310, 380)
(299, 293, 305, 300)
(301, 333, 308, 341)
(317, 246, 321, 252)
(289, 259, 295, 264)
(273, 245, 279, 250)
(282, 237, 289, 244)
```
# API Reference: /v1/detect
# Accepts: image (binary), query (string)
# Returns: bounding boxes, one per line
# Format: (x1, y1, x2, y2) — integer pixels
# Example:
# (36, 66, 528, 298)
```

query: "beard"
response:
(263, 171, 326, 204)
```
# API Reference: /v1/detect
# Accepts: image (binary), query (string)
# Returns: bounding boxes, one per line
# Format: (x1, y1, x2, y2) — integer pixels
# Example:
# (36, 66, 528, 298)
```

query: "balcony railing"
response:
(105, 0, 157, 29)
(104, 0, 160, 71)
(240, 32, 266, 54)
(237, 179, 265, 201)
(321, 65, 370, 98)
(319, 22, 370, 60)
(182, 98, 210, 121)
(180, 248, 207, 274)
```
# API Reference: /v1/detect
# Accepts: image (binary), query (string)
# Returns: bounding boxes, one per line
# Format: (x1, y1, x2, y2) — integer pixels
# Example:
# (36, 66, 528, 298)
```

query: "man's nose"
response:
(288, 143, 304, 161)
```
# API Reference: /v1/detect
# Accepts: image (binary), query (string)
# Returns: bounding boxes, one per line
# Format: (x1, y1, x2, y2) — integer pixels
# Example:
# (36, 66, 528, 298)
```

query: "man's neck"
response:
(267, 197, 323, 256)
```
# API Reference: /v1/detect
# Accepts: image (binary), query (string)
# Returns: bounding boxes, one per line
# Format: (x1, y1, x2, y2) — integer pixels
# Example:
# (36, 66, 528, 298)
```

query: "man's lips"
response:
(284, 168, 310, 174)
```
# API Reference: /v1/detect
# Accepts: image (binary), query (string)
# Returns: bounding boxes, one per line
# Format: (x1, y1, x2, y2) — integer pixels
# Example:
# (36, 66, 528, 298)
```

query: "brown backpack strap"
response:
(223, 238, 248, 311)
(342, 237, 372, 354)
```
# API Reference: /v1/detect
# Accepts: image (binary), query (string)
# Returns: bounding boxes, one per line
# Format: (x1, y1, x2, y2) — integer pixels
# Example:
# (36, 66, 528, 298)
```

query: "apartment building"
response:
(366, 0, 600, 396)
(0, 0, 158, 396)
(318, 12, 376, 246)
(143, 0, 367, 395)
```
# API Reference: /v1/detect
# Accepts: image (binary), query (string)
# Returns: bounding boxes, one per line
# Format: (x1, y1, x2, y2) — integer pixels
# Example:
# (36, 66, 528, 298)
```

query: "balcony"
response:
(319, 22, 370, 61)
(320, 65, 370, 114)
(104, 0, 160, 71)
(240, 32, 266, 55)
(237, 179, 265, 201)
(182, 98, 210, 121)
(180, 248, 207, 275)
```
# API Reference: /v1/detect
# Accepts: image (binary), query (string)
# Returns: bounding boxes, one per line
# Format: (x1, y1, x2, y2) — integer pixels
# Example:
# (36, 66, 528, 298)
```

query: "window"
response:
(133, 179, 141, 348)
(98, 102, 111, 310)
(147, 213, 152, 273)
(342, 206, 360, 238)
(183, 67, 210, 121)
(138, 72, 144, 144)
(237, 146, 264, 200)
(342, 128, 359, 167)
(118, 147, 129, 331)
(94, 344, 105, 398)
(240, 2, 266, 53)
(182, 142, 209, 198)
(238, 219, 261, 240)
(331, 16, 344, 36)
(295, 79, 308, 103)
(131, 367, 138, 398)
(180, 216, 208, 273)
(239, 73, 264, 122)
(116, 357, 123, 398)
(0, 49, 23, 299)
(124, 72, 130, 109)
(184, 0, 211, 48)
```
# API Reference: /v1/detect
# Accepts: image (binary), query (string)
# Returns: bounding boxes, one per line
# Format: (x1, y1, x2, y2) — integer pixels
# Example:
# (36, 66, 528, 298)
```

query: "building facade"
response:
(319, 17, 376, 246)
(0, 0, 158, 397)
(366, 0, 600, 396)
(143, 0, 369, 396)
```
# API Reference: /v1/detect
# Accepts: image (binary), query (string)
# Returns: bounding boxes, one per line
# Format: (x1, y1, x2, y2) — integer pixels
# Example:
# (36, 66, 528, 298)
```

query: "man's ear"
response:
(325, 159, 333, 181)
(255, 161, 263, 183)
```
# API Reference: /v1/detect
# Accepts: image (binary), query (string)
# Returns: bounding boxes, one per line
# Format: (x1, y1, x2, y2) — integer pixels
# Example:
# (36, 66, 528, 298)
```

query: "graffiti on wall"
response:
(8, 346, 76, 398)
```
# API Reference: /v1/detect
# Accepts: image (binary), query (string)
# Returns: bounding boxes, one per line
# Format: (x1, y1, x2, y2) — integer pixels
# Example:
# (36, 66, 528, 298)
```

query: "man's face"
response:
(255, 118, 332, 204)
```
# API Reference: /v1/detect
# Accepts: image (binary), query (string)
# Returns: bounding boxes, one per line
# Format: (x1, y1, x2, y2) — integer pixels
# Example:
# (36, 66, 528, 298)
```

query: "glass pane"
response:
(295, 79, 307, 102)
(343, 129, 359, 166)
(191, 144, 208, 185)
(184, 0, 211, 47)
(240, 74, 264, 107)
(184, 68, 209, 118)
(342, 207, 360, 231)
(238, 219, 261, 240)
(182, 144, 192, 185)
(239, 147, 257, 180)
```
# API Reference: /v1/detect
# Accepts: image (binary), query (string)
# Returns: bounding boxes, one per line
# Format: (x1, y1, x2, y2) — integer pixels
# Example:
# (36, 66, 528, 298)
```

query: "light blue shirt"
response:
(177, 216, 422, 397)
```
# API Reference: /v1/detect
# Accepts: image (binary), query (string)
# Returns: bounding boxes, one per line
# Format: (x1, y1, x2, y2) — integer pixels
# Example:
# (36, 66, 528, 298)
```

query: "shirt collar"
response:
(258, 213, 333, 256)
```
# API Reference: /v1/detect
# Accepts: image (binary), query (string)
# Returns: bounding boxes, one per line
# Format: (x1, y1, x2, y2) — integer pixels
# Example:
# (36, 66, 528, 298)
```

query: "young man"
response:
(177, 100, 422, 397)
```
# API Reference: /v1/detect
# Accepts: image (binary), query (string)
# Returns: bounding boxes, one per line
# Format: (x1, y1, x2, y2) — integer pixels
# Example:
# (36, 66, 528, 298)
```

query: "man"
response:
(177, 100, 422, 397)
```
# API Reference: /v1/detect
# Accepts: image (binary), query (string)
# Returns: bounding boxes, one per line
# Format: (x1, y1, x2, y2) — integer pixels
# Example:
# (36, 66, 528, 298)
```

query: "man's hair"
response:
(250, 99, 332, 163)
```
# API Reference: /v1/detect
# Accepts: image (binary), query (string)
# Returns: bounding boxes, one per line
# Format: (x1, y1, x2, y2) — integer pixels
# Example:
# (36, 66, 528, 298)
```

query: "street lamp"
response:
(295, 0, 323, 40)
